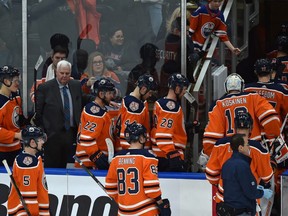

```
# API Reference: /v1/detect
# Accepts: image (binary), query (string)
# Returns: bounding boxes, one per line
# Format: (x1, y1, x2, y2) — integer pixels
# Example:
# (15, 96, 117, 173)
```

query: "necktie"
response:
(62, 86, 70, 130)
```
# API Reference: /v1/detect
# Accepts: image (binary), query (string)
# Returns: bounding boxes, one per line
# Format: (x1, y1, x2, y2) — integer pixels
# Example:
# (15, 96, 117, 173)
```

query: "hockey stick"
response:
(271, 114, 288, 162)
(280, 113, 288, 134)
(105, 138, 114, 163)
(33, 55, 43, 111)
(73, 155, 113, 199)
(184, 84, 200, 172)
(2, 160, 32, 216)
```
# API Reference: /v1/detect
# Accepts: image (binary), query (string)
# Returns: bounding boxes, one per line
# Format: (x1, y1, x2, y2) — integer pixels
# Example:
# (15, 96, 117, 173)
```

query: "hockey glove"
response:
(262, 189, 273, 199)
(157, 199, 171, 216)
(90, 150, 109, 170)
(167, 150, 185, 172)
(271, 135, 288, 164)
(197, 150, 209, 171)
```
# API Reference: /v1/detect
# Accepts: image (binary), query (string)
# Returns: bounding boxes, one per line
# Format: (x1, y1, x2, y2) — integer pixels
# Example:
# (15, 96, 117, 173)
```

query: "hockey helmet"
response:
(224, 73, 244, 93)
(137, 74, 158, 91)
(234, 112, 253, 130)
(92, 78, 116, 95)
(22, 126, 47, 146)
(0, 65, 20, 82)
(270, 58, 285, 74)
(276, 35, 288, 53)
(254, 59, 272, 75)
(168, 73, 189, 90)
(124, 122, 147, 144)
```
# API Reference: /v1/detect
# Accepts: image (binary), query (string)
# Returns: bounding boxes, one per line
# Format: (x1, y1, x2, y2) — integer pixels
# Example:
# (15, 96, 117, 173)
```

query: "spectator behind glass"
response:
(189, 0, 241, 55)
(41, 33, 70, 79)
(126, 43, 160, 95)
(81, 51, 121, 98)
(98, 26, 139, 73)
(71, 49, 88, 80)
(165, 17, 195, 82)
(30, 45, 68, 103)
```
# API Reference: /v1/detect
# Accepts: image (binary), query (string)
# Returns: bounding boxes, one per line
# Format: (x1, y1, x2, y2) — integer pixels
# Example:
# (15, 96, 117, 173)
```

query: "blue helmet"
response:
(254, 59, 272, 75)
(92, 78, 115, 95)
(124, 122, 147, 143)
(234, 112, 253, 130)
(22, 126, 47, 146)
(137, 74, 158, 91)
(168, 73, 189, 90)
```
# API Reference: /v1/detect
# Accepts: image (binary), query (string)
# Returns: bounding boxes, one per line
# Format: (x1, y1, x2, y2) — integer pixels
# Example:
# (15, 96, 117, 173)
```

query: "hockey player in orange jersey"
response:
(115, 74, 157, 150)
(206, 112, 274, 215)
(75, 78, 116, 169)
(0, 65, 23, 166)
(7, 126, 50, 216)
(105, 122, 171, 216)
(151, 73, 189, 172)
(244, 58, 288, 124)
(199, 73, 280, 169)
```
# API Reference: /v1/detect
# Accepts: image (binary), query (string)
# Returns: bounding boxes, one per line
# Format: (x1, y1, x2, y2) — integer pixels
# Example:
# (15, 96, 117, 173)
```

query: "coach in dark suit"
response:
(35, 60, 93, 168)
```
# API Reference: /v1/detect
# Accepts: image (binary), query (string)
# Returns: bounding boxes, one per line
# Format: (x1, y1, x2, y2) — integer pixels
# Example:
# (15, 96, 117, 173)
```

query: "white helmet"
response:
(224, 73, 244, 94)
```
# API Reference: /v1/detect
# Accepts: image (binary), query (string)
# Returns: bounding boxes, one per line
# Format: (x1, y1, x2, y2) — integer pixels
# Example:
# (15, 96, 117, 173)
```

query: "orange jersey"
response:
(105, 149, 161, 216)
(151, 98, 187, 159)
(116, 95, 151, 149)
(203, 92, 280, 156)
(206, 137, 273, 203)
(30, 78, 46, 103)
(0, 94, 21, 152)
(8, 152, 49, 216)
(75, 101, 115, 168)
(189, 4, 229, 51)
(244, 81, 288, 122)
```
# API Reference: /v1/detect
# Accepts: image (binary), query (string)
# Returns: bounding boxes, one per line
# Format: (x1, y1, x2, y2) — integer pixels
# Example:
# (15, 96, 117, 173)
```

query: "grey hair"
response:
(57, 60, 71, 71)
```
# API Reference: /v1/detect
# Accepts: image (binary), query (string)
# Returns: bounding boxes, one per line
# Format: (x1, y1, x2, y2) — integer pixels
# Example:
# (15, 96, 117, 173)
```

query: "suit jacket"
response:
(35, 78, 92, 136)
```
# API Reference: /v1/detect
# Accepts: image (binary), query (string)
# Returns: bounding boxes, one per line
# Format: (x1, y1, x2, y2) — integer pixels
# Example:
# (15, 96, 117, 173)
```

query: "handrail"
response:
(193, 0, 234, 94)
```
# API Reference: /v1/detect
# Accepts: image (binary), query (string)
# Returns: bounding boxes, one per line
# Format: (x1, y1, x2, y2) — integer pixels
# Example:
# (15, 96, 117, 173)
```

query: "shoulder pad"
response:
(124, 95, 145, 113)
(157, 98, 180, 112)
(249, 140, 268, 153)
(115, 149, 157, 158)
(16, 153, 38, 167)
(215, 137, 231, 146)
(84, 102, 106, 116)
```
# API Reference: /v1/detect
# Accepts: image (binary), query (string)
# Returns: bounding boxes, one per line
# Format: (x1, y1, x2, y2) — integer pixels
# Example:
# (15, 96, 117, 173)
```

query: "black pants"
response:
(216, 202, 253, 216)
(44, 127, 77, 168)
